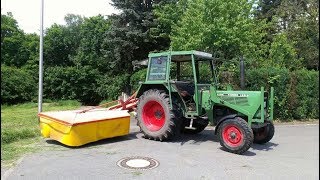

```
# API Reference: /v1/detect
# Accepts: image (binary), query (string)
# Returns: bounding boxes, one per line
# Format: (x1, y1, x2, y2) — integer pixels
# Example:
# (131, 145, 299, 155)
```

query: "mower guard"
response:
(38, 109, 130, 146)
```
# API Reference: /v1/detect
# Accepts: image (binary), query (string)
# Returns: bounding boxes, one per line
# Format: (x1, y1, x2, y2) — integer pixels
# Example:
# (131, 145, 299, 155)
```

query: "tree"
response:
(102, 0, 174, 93)
(276, 0, 319, 70)
(152, 0, 186, 46)
(254, 0, 282, 22)
(73, 15, 110, 73)
(44, 15, 84, 67)
(255, 0, 319, 70)
(22, 33, 40, 79)
(1, 13, 28, 67)
(170, 0, 264, 61)
(103, 0, 174, 73)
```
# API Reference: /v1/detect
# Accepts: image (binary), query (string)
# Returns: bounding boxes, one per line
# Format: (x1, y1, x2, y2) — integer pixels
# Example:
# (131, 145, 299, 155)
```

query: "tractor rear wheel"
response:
(182, 118, 208, 134)
(253, 121, 275, 144)
(136, 89, 181, 141)
(218, 117, 253, 154)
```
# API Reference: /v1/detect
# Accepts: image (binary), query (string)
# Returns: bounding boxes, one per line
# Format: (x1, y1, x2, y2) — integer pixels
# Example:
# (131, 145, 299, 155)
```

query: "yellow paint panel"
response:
(39, 112, 130, 146)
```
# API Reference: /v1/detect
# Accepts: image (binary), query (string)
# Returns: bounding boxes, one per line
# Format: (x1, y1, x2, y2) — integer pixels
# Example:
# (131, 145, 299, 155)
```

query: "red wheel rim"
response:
(142, 100, 166, 131)
(222, 125, 243, 147)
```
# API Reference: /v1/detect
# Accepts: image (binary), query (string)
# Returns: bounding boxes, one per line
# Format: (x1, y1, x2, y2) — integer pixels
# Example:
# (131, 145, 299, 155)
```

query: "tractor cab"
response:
(145, 51, 215, 113)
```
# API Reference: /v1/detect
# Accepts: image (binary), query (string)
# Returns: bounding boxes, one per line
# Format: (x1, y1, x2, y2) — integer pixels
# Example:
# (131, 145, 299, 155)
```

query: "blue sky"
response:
(1, 0, 119, 34)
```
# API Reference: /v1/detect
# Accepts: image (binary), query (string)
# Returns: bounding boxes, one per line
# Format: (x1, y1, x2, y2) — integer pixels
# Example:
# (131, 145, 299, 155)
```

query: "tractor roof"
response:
(148, 50, 213, 61)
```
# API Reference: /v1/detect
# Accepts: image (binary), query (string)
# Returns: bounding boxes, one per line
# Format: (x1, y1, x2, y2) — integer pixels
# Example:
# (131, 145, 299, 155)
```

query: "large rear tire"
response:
(136, 89, 181, 141)
(218, 117, 253, 154)
(253, 121, 275, 144)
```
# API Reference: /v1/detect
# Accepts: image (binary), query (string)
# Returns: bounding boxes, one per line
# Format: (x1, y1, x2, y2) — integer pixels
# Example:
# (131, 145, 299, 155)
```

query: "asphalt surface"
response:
(2, 119, 319, 180)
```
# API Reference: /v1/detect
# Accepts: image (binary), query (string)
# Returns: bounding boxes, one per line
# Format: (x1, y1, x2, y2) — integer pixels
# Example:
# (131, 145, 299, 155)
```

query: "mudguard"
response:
(214, 114, 237, 134)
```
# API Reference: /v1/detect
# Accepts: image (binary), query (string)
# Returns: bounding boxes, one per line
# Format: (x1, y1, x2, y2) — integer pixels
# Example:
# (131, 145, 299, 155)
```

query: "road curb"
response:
(2, 156, 26, 180)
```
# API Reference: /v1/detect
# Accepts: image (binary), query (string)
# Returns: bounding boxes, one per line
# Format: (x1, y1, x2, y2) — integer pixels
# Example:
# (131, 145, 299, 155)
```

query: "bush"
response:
(246, 67, 291, 119)
(130, 68, 147, 91)
(44, 66, 103, 105)
(1, 65, 36, 104)
(97, 73, 131, 101)
(293, 70, 319, 119)
(245, 67, 319, 120)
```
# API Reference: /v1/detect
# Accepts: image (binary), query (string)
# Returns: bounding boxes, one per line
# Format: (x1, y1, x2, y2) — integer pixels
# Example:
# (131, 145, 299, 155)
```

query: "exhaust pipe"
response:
(240, 56, 245, 89)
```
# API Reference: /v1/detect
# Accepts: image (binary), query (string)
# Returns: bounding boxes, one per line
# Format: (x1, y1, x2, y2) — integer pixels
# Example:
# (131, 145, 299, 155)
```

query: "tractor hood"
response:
(212, 87, 274, 122)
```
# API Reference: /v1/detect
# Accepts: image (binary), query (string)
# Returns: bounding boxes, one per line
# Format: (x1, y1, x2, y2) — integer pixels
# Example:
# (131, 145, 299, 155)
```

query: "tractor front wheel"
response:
(136, 89, 181, 141)
(218, 117, 253, 154)
(253, 121, 275, 144)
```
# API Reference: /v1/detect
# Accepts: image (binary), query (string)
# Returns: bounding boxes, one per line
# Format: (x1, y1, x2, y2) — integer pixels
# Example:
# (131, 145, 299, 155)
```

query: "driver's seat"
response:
(172, 81, 195, 102)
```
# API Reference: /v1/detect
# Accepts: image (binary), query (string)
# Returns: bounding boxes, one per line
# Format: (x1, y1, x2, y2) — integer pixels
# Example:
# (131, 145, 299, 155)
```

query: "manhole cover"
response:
(117, 156, 159, 170)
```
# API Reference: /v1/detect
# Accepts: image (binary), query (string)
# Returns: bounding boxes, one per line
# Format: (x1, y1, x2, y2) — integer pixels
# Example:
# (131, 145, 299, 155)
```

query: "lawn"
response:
(1, 100, 81, 167)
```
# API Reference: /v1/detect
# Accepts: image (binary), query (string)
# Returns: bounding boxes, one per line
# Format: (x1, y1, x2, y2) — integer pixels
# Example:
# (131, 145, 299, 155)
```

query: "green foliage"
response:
(44, 66, 103, 105)
(170, 0, 264, 61)
(97, 73, 131, 100)
(152, 0, 185, 43)
(246, 67, 291, 118)
(1, 65, 37, 104)
(102, 0, 171, 77)
(130, 68, 147, 91)
(73, 15, 110, 72)
(216, 60, 240, 90)
(268, 33, 301, 70)
(283, 0, 319, 70)
(255, 0, 319, 70)
(1, 13, 30, 67)
(44, 24, 76, 67)
(245, 67, 319, 120)
(293, 70, 319, 119)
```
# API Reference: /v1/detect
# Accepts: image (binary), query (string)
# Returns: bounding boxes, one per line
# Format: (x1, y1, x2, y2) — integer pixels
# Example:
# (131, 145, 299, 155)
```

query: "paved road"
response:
(3, 120, 319, 180)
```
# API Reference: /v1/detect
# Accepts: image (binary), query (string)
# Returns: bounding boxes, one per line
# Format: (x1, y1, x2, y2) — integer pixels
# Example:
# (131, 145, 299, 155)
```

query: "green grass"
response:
(1, 100, 81, 167)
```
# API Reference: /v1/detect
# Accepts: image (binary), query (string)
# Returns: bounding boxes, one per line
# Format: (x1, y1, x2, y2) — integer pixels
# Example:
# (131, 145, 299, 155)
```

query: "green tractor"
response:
(135, 50, 275, 154)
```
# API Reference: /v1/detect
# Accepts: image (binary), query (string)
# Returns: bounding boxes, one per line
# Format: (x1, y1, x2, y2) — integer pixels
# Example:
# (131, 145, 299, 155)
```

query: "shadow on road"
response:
(217, 141, 278, 156)
(45, 124, 278, 156)
(251, 142, 279, 151)
(172, 129, 220, 146)
(45, 131, 140, 149)
(218, 147, 257, 156)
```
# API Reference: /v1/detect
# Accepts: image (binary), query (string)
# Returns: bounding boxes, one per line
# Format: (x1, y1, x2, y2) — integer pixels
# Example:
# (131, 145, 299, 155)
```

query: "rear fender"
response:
(214, 114, 237, 134)
(136, 84, 168, 98)
(136, 84, 186, 112)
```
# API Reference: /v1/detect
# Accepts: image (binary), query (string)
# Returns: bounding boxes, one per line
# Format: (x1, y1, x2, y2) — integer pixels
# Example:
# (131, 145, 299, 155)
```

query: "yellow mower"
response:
(38, 93, 138, 146)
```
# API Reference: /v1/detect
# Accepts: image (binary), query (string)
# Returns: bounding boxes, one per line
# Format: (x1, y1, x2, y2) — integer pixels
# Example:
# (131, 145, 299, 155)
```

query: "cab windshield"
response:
(148, 56, 168, 80)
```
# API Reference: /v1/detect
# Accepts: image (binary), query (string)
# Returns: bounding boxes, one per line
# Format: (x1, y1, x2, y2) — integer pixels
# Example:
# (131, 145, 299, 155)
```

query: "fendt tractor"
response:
(135, 50, 275, 154)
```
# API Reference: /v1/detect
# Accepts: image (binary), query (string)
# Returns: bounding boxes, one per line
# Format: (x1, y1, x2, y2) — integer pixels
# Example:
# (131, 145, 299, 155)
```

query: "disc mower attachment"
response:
(38, 92, 138, 146)
(38, 109, 130, 146)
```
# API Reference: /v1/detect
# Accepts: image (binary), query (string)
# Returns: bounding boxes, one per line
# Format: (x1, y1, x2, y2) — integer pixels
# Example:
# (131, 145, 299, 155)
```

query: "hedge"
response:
(130, 68, 147, 91)
(1, 65, 37, 104)
(2, 63, 318, 120)
(246, 68, 319, 120)
(130, 67, 319, 120)
(43, 66, 103, 105)
(43, 66, 131, 105)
